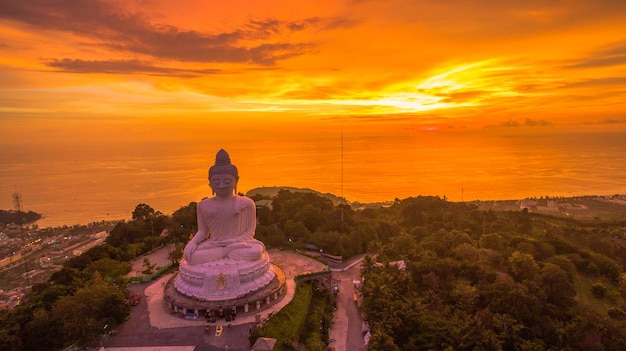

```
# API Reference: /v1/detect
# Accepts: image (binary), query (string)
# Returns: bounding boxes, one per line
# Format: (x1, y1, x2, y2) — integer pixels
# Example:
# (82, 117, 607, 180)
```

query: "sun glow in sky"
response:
(1, 0, 626, 141)
(2, 1, 626, 225)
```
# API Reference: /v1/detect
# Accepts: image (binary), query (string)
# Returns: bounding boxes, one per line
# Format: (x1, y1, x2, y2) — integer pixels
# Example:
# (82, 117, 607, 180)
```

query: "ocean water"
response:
(1, 128, 625, 227)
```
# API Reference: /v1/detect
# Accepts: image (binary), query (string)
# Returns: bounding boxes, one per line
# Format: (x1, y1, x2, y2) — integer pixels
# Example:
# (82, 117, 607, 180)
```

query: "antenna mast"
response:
(341, 132, 344, 200)
(340, 133, 345, 227)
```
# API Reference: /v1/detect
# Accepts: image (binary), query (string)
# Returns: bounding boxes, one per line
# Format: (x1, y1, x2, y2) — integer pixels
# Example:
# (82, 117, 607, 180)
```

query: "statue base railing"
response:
(163, 263, 286, 320)
(174, 252, 275, 301)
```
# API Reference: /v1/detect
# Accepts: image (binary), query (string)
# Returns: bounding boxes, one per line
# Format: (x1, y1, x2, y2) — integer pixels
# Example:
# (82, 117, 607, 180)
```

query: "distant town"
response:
(474, 194, 626, 221)
(0, 219, 117, 309)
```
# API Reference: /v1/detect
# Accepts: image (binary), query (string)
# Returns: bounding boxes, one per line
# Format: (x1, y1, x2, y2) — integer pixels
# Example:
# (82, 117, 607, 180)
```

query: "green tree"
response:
(453, 243, 479, 262)
(517, 208, 532, 233)
(49, 267, 85, 292)
(479, 232, 508, 252)
(361, 255, 376, 276)
(591, 282, 608, 299)
(171, 202, 197, 229)
(170, 202, 197, 243)
(283, 219, 310, 243)
(255, 224, 285, 248)
(352, 222, 378, 252)
(0, 310, 23, 351)
(52, 273, 129, 344)
(132, 203, 156, 221)
(86, 258, 131, 283)
(539, 263, 576, 311)
(106, 221, 143, 248)
(545, 255, 577, 282)
(28, 283, 72, 311)
(271, 190, 334, 230)
(21, 308, 63, 351)
(388, 234, 419, 260)
(141, 234, 164, 252)
(295, 204, 324, 232)
(367, 330, 400, 351)
(508, 251, 540, 282)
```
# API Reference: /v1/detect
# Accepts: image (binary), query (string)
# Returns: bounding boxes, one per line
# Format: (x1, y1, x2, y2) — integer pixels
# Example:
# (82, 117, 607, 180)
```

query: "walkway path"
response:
(328, 255, 367, 351)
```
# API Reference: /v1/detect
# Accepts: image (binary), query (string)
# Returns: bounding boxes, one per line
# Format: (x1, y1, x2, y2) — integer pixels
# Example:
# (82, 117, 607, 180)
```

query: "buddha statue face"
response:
(210, 174, 237, 198)
(208, 149, 239, 197)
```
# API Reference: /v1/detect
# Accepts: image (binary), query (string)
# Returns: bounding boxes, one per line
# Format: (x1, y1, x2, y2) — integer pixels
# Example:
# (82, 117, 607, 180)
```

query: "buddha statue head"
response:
(208, 149, 239, 197)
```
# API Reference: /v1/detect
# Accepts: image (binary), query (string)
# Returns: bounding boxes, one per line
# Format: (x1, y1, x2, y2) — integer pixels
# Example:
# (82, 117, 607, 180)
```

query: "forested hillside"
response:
(358, 196, 626, 350)
(2, 191, 625, 350)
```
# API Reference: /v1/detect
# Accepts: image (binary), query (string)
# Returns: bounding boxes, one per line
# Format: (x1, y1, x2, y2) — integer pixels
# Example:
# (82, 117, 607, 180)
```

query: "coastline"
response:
(4, 192, 626, 230)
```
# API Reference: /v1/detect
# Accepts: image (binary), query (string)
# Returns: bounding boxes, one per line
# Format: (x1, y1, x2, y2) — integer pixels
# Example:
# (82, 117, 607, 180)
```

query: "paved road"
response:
(328, 257, 366, 351)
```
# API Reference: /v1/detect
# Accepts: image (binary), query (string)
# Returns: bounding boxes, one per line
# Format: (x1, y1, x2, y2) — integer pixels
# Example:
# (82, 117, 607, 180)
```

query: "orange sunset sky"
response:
(1, 0, 626, 144)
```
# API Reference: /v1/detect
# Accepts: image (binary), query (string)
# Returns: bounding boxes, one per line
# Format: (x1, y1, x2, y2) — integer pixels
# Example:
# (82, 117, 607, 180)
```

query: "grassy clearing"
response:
(250, 280, 334, 351)
(574, 274, 626, 330)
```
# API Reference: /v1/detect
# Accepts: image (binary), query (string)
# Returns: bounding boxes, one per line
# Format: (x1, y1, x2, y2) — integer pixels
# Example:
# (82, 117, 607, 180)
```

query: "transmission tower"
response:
(12, 190, 23, 229)
(12, 191, 23, 212)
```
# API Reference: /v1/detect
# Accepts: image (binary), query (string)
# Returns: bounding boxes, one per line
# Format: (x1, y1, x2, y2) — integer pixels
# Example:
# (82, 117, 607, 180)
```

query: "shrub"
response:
(591, 282, 608, 298)
(608, 307, 626, 320)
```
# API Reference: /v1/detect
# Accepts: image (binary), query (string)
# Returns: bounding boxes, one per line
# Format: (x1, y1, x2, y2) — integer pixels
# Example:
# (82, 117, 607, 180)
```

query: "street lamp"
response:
(101, 324, 108, 347)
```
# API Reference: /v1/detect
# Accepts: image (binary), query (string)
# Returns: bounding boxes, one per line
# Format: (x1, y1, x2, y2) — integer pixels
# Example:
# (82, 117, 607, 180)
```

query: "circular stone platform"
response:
(163, 263, 286, 319)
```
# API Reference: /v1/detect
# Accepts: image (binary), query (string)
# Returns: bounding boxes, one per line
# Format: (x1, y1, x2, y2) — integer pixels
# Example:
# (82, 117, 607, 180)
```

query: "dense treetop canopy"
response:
(2, 194, 626, 350)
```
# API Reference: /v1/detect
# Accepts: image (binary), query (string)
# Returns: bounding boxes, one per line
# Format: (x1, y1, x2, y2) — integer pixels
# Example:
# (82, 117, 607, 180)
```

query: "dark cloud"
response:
(499, 119, 521, 127)
(601, 118, 626, 124)
(0, 1, 320, 66)
(524, 118, 551, 126)
(492, 118, 551, 128)
(566, 55, 626, 69)
(321, 112, 458, 124)
(248, 17, 322, 33)
(564, 77, 626, 88)
(565, 40, 626, 69)
(583, 118, 626, 125)
(322, 114, 415, 123)
(42, 58, 220, 76)
(323, 17, 361, 30)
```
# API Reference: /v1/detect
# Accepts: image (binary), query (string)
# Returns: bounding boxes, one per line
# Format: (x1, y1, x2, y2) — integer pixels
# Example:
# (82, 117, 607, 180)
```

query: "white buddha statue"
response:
(174, 149, 275, 301)
(183, 150, 265, 264)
